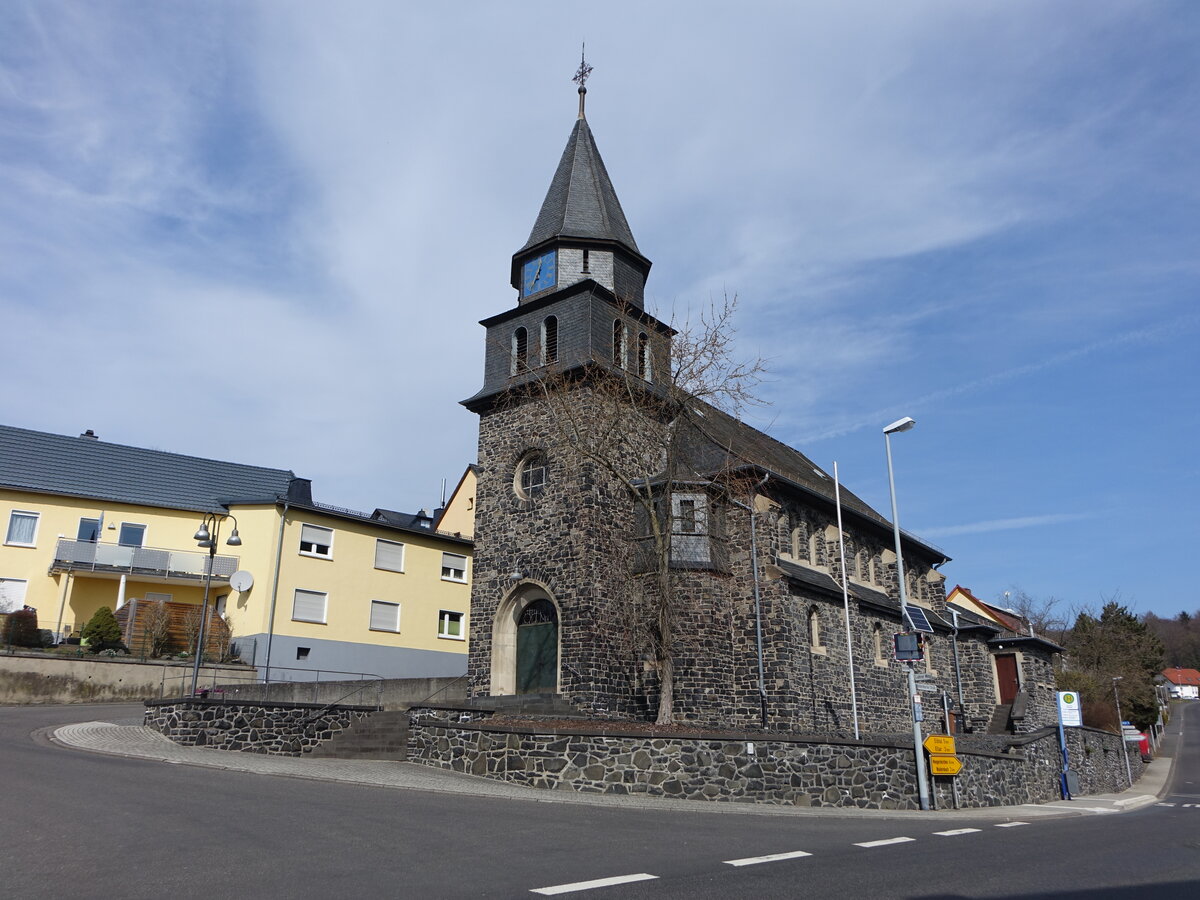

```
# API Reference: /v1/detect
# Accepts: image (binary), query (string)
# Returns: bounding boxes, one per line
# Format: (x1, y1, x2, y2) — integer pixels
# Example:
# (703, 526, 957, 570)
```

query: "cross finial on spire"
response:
(573, 43, 593, 119)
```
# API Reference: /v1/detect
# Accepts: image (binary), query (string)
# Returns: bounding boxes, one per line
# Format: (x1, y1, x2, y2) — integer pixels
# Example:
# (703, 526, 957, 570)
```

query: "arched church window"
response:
(541, 316, 558, 365)
(873, 622, 886, 664)
(808, 607, 823, 651)
(613, 319, 627, 368)
(512, 327, 528, 375)
(808, 527, 822, 567)
(514, 451, 548, 500)
(791, 524, 804, 560)
(637, 332, 651, 381)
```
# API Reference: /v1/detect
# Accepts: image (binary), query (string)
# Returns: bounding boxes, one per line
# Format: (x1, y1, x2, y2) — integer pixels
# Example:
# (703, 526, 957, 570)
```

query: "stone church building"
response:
(461, 84, 1061, 738)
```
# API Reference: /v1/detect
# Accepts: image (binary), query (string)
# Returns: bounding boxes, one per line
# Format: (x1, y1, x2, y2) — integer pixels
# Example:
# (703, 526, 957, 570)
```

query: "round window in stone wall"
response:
(514, 451, 548, 500)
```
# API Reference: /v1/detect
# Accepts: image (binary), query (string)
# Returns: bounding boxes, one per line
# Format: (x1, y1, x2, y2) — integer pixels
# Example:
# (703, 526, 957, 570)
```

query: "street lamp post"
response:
(884, 416, 931, 812)
(189, 513, 241, 696)
(1112, 675, 1134, 787)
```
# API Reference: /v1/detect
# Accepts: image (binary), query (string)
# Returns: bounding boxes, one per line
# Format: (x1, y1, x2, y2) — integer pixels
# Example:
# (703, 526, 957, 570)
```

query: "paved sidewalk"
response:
(51, 720, 1172, 821)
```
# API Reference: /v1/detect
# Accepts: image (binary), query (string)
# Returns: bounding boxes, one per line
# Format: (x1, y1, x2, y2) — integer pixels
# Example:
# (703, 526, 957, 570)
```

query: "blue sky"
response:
(2, 2, 1196, 618)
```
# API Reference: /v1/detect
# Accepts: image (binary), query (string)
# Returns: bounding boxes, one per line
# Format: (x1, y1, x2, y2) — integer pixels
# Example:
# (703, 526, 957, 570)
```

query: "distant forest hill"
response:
(1144, 610, 1200, 670)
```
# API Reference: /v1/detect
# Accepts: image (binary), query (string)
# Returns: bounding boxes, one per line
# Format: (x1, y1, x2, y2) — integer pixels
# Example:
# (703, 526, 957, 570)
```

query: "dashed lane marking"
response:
(855, 837, 915, 848)
(531, 874, 659, 895)
(1156, 802, 1177, 807)
(933, 828, 982, 836)
(723, 851, 813, 867)
(995, 822, 1029, 828)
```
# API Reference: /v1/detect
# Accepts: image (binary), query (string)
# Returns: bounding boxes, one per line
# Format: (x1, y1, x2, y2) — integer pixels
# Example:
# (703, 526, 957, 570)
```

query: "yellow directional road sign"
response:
(929, 755, 962, 776)
(923, 734, 956, 755)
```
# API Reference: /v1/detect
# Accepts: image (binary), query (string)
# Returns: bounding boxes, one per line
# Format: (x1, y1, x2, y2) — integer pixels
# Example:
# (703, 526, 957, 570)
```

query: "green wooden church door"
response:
(516, 599, 558, 694)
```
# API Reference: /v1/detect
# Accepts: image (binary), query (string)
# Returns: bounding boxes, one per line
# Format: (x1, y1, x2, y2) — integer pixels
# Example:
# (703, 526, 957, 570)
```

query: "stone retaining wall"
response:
(144, 699, 373, 756)
(407, 709, 1144, 810)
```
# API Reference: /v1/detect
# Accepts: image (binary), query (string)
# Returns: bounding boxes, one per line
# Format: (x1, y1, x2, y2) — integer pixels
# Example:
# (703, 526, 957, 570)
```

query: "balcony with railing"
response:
(50, 539, 239, 582)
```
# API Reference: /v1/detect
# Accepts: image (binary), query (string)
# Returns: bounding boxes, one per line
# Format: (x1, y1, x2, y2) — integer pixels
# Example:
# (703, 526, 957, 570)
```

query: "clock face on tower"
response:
(522, 251, 557, 297)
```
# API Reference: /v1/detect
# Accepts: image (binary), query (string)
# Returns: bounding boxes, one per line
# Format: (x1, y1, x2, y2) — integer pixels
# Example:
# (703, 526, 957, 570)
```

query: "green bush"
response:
(81, 606, 123, 652)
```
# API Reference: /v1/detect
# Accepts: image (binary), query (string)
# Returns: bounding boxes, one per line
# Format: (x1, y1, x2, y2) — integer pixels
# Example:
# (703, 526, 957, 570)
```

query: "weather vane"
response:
(573, 43, 593, 118)
(572, 43, 593, 90)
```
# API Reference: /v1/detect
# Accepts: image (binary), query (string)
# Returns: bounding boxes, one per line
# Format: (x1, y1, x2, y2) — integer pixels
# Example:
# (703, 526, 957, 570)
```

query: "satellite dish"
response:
(229, 570, 254, 592)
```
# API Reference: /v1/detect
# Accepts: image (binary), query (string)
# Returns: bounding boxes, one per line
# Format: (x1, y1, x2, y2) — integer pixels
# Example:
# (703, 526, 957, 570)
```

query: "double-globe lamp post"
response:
(884, 415, 932, 812)
(189, 513, 241, 696)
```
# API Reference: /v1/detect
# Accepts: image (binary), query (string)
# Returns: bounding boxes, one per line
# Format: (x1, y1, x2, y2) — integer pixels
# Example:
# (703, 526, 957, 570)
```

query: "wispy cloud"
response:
(921, 512, 1094, 539)
(791, 312, 1199, 443)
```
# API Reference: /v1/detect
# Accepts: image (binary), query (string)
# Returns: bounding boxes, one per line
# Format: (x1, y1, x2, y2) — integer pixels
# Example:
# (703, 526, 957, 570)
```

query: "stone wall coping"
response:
(0, 650, 254, 672)
(145, 698, 376, 712)
(412, 713, 1044, 762)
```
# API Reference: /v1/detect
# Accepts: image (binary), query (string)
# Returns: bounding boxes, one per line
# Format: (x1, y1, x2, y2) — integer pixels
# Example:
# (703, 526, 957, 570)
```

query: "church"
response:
(460, 72, 1062, 739)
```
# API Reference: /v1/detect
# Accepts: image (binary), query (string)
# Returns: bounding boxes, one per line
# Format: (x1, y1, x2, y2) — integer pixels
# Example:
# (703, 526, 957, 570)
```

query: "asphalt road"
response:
(2, 702, 1198, 898)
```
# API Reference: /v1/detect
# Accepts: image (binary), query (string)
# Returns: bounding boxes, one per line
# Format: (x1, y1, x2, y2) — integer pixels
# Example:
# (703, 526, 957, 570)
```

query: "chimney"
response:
(80, 429, 99, 440)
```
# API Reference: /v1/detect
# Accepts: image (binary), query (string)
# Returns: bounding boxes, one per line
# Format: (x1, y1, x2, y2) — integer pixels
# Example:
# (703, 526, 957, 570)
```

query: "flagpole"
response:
(833, 462, 861, 739)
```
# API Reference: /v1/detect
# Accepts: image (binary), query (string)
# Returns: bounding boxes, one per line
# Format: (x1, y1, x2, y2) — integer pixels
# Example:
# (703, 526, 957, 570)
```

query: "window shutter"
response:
(370, 600, 400, 632)
(292, 590, 327, 623)
(374, 540, 405, 572)
(0, 578, 29, 610)
(301, 524, 331, 545)
(441, 553, 467, 579)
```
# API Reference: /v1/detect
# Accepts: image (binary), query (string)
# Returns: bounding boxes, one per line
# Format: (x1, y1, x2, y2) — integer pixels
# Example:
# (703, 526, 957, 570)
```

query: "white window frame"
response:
(438, 609, 465, 640)
(291, 589, 328, 624)
(298, 523, 334, 559)
(369, 599, 401, 633)
(0, 577, 29, 613)
(441, 552, 468, 583)
(374, 539, 406, 573)
(5, 510, 40, 548)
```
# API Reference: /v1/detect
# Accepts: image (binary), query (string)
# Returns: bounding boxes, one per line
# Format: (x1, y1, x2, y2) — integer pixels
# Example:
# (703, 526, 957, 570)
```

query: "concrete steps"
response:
(987, 703, 1014, 734)
(307, 710, 410, 760)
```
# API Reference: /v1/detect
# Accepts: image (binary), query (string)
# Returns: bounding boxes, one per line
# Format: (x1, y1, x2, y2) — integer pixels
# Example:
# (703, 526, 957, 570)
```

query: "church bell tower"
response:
(461, 58, 671, 714)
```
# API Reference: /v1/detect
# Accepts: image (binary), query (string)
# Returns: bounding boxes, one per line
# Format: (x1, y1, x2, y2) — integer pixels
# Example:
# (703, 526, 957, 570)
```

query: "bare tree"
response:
(1000, 587, 1069, 641)
(142, 601, 173, 659)
(181, 604, 204, 660)
(507, 293, 765, 724)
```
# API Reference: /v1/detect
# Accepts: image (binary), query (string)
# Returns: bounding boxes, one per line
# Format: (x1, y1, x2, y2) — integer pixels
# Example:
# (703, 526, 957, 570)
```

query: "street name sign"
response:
(929, 755, 962, 776)
(923, 735, 956, 755)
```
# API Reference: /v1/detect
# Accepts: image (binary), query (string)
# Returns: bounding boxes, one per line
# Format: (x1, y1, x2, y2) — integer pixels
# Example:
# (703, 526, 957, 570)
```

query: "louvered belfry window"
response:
(542, 316, 558, 365)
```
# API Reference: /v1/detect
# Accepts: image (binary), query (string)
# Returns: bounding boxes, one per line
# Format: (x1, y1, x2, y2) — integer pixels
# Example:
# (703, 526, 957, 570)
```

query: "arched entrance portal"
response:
(516, 598, 559, 694)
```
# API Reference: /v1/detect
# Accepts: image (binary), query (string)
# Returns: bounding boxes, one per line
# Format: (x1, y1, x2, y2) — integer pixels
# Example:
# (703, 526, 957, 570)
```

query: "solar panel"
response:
(904, 605, 935, 634)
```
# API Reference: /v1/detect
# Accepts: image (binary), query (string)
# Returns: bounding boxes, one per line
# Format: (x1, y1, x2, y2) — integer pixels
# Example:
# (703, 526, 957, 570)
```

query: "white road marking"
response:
(531, 874, 659, 895)
(855, 837, 915, 848)
(933, 828, 982, 836)
(723, 850, 813, 867)
(995, 822, 1029, 828)
(1156, 802, 1177, 807)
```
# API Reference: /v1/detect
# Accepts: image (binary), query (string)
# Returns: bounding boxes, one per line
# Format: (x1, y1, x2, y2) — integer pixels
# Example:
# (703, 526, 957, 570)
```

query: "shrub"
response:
(3, 608, 41, 647)
(81, 606, 123, 652)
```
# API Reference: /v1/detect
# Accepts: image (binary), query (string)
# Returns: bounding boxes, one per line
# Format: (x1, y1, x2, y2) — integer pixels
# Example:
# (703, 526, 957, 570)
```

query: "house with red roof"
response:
(1161, 667, 1200, 700)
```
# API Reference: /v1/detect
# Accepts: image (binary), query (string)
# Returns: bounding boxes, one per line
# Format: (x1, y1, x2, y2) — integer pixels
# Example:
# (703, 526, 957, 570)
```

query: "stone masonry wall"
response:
(144, 699, 373, 756)
(407, 712, 1145, 810)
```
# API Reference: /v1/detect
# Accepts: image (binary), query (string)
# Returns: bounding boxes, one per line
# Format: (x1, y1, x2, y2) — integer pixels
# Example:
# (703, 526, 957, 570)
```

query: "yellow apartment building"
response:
(0, 424, 471, 681)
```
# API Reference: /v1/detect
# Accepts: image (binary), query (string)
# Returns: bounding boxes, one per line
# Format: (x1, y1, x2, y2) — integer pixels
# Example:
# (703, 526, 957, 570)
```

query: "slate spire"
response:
(518, 111, 641, 257)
